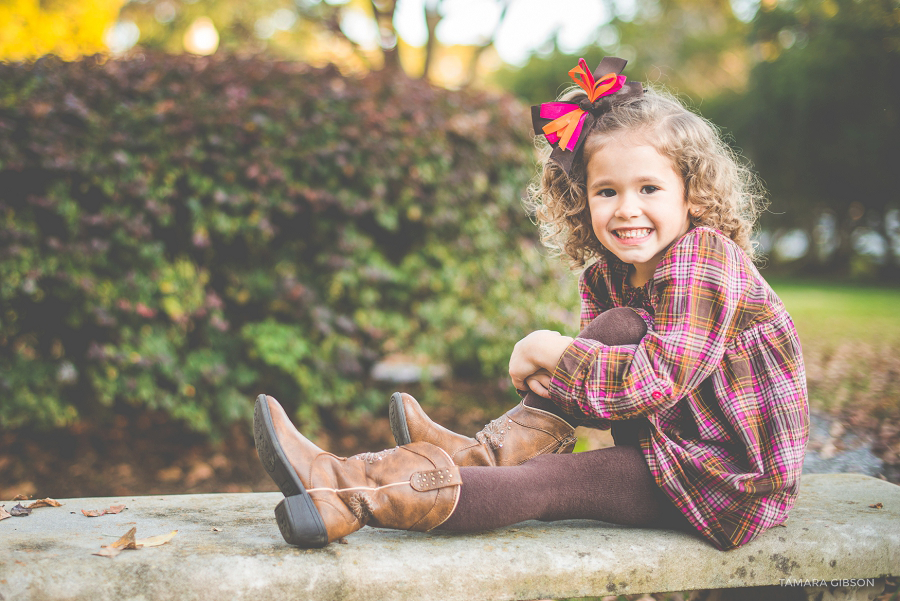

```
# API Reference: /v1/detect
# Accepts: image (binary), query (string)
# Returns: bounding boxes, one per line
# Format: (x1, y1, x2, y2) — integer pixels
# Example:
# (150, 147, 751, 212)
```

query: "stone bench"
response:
(1, 473, 896, 601)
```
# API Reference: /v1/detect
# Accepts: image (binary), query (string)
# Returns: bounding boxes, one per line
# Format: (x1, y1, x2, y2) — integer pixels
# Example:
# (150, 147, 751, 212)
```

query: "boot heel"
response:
(275, 494, 329, 548)
(389, 392, 412, 446)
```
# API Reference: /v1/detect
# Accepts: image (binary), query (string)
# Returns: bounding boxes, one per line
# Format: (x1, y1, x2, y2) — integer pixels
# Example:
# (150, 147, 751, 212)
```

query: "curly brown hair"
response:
(527, 86, 767, 268)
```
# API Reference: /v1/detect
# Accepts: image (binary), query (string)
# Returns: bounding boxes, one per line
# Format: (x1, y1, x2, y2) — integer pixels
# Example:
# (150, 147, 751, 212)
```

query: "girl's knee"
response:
(579, 308, 647, 345)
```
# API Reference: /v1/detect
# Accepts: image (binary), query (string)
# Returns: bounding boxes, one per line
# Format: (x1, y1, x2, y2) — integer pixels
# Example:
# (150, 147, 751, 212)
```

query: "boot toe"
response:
(254, 394, 327, 496)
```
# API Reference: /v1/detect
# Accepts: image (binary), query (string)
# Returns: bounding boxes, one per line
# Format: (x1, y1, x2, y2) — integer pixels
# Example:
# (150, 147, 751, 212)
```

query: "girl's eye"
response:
(641, 185, 660, 194)
(596, 188, 616, 198)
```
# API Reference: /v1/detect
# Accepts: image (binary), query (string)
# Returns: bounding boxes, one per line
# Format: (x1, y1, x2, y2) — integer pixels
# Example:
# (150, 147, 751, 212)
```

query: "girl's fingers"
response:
(526, 376, 551, 398)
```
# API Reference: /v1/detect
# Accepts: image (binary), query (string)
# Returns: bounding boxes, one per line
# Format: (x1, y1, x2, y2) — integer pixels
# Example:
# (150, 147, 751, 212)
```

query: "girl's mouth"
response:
(613, 228, 653, 243)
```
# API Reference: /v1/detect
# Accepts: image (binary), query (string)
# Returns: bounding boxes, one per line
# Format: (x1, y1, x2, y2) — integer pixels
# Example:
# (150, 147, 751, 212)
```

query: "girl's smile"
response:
(612, 227, 654, 243)
(586, 135, 693, 287)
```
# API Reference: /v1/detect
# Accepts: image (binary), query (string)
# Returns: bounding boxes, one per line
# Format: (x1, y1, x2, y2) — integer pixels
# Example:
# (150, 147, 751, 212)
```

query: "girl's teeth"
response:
(616, 229, 652, 239)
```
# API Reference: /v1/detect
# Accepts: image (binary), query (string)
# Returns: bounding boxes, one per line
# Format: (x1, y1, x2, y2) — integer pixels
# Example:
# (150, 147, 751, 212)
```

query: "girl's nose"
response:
(613, 191, 642, 219)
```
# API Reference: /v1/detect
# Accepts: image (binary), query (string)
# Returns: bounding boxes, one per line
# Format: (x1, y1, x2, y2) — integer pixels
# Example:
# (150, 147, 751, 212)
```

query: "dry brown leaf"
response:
(93, 546, 122, 558)
(0, 506, 11, 521)
(185, 462, 213, 487)
(26, 498, 62, 509)
(93, 526, 138, 558)
(12, 494, 28, 501)
(10, 504, 32, 517)
(82, 504, 126, 517)
(869, 502, 884, 509)
(136, 530, 177, 547)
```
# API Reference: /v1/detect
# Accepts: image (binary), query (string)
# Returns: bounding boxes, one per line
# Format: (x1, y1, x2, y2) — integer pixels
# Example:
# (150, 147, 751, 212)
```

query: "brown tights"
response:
(441, 308, 688, 532)
(521, 307, 647, 437)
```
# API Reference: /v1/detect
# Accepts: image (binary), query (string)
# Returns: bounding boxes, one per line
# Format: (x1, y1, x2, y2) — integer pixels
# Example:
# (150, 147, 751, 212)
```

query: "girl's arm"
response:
(509, 330, 574, 397)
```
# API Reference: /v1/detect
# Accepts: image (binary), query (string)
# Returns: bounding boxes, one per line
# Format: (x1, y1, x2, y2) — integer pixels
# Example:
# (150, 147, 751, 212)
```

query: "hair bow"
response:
(531, 57, 643, 176)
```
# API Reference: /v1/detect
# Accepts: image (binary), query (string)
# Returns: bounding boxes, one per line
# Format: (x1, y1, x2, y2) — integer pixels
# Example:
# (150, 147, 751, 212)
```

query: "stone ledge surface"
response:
(1, 473, 897, 601)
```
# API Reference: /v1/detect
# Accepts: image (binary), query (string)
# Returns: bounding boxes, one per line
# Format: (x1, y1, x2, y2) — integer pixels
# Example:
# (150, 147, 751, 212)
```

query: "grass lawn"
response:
(766, 277, 900, 420)
(768, 277, 900, 346)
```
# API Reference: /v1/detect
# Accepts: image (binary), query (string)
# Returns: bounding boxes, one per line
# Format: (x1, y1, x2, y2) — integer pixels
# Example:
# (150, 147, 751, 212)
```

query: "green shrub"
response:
(0, 53, 577, 435)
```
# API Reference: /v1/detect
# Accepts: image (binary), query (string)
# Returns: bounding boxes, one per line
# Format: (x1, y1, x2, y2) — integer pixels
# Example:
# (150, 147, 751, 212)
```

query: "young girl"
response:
(253, 57, 809, 551)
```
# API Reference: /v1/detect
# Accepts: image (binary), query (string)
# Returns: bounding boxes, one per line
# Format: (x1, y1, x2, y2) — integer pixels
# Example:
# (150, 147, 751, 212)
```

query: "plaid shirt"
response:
(549, 226, 809, 550)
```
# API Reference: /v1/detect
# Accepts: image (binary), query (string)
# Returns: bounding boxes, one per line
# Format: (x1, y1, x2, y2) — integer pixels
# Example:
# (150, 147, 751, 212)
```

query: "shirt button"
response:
(651, 391, 662, 400)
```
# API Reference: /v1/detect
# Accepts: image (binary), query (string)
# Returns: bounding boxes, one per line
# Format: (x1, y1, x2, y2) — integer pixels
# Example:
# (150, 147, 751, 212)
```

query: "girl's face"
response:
(585, 133, 692, 287)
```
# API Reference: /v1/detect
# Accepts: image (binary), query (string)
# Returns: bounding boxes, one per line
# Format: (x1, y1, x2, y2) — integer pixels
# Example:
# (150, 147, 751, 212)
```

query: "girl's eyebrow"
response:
(588, 178, 616, 188)
(589, 175, 667, 188)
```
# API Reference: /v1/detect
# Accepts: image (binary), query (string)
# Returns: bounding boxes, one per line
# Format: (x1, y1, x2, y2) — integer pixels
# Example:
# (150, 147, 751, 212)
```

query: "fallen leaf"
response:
(185, 462, 213, 487)
(93, 527, 137, 558)
(10, 504, 32, 517)
(136, 530, 177, 547)
(12, 494, 28, 501)
(0, 506, 11, 521)
(93, 547, 122, 559)
(82, 504, 126, 517)
(156, 466, 182, 482)
(26, 498, 62, 509)
(869, 502, 883, 509)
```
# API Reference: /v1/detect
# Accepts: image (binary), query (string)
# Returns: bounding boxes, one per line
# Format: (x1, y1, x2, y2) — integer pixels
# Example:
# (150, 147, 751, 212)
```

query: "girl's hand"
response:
(509, 330, 574, 397)
(524, 369, 553, 397)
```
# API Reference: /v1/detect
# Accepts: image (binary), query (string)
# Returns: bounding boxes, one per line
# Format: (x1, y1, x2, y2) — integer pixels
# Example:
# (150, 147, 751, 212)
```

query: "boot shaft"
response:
(255, 395, 461, 547)
(391, 393, 576, 467)
(306, 443, 461, 535)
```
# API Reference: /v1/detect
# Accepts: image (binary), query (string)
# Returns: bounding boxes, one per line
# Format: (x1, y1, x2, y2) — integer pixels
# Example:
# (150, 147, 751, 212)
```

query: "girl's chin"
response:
(606, 245, 654, 263)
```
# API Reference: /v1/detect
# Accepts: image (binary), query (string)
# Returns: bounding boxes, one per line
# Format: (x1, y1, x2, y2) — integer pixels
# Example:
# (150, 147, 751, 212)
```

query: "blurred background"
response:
(0, 0, 898, 519)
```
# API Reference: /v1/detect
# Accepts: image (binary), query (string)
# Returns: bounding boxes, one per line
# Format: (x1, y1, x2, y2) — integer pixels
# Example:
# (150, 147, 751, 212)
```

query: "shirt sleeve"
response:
(577, 263, 607, 331)
(550, 229, 744, 420)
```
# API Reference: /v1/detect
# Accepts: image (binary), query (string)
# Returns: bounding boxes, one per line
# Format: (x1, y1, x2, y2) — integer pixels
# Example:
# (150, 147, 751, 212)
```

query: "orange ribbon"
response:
(570, 66, 619, 102)
(541, 59, 622, 151)
(542, 109, 583, 152)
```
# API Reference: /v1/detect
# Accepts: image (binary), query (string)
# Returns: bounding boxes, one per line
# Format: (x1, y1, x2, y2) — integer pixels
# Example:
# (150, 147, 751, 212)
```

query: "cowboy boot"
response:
(253, 394, 461, 548)
(389, 392, 577, 467)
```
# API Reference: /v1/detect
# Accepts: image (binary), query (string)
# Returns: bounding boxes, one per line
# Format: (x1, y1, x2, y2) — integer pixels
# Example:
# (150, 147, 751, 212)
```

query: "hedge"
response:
(0, 53, 577, 435)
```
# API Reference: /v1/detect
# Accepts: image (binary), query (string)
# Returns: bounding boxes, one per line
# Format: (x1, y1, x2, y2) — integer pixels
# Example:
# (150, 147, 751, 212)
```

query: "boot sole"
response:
(389, 392, 412, 446)
(253, 394, 328, 547)
(274, 495, 328, 548)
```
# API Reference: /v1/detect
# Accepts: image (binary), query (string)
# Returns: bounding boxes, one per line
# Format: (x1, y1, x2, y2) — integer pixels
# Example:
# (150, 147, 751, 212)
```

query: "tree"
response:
(711, 0, 900, 278)
(0, 0, 508, 85)
(496, 0, 751, 105)
(0, 0, 126, 61)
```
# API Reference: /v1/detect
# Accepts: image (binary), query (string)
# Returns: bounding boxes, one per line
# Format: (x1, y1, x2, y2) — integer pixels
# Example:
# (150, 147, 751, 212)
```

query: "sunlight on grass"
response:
(770, 279, 900, 346)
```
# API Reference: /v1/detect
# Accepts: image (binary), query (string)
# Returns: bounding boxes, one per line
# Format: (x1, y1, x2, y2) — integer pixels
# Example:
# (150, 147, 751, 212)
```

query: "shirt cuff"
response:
(549, 337, 611, 429)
